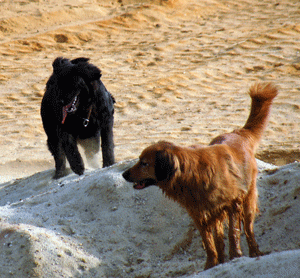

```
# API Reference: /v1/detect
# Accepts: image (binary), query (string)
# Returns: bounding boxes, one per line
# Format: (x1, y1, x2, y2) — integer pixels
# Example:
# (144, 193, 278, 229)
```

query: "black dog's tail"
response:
(52, 57, 101, 82)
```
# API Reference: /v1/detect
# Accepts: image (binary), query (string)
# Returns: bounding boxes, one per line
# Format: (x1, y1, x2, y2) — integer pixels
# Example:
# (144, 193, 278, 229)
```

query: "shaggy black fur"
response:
(41, 57, 115, 179)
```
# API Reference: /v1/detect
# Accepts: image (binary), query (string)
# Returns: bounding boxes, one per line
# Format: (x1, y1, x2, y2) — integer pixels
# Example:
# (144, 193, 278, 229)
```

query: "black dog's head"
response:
(52, 57, 101, 81)
(49, 57, 102, 124)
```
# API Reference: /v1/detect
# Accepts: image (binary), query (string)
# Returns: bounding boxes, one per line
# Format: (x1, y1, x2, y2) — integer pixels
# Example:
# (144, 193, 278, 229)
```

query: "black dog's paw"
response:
(71, 164, 85, 176)
(53, 168, 72, 179)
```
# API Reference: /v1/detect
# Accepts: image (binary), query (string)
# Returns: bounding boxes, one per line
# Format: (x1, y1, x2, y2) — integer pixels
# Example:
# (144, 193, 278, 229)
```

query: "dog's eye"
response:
(140, 161, 149, 167)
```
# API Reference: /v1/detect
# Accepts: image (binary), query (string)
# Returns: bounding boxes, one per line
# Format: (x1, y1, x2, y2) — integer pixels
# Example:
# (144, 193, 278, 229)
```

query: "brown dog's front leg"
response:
(214, 219, 225, 264)
(195, 222, 219, 270)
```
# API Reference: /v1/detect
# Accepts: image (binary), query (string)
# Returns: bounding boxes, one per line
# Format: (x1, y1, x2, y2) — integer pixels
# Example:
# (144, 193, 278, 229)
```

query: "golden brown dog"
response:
(123, 83, 278, 269)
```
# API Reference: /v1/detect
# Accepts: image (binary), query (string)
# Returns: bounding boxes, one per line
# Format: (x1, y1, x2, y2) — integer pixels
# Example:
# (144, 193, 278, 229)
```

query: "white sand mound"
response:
(0, 160, 299, 277)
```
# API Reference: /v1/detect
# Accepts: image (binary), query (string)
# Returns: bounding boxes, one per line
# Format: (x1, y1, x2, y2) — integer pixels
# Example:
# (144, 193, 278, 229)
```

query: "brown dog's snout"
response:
(122, 169, 132, 182)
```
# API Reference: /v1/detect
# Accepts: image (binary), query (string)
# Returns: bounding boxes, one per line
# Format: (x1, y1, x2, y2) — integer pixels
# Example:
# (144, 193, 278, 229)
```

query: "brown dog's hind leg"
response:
(228, 202, 243, 260)
(243, 211, 263, 257)
(243, 210, 263, 257)
(243, 181, 263, 257)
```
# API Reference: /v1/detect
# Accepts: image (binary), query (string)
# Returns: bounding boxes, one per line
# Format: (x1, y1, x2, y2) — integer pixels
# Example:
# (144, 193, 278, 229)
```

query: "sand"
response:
(0, 160, 300, 277)
(0, 0, 300, 277)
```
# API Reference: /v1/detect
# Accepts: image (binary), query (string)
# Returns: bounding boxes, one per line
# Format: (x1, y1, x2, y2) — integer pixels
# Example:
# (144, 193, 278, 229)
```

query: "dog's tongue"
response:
(61, 103, 73, 124)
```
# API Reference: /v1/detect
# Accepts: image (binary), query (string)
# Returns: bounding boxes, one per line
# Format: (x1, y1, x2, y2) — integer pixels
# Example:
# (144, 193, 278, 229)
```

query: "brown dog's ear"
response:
(155, 149, 179, 181)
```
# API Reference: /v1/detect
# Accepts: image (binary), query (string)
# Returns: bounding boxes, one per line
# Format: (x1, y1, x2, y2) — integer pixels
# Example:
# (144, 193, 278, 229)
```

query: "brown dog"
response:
(123, 83, 278, 269)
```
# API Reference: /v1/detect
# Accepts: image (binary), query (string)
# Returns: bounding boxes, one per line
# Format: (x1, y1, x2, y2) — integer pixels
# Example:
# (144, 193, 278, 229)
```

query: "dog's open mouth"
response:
(62, 95, 79, 124)
(133, 179, 156, 190)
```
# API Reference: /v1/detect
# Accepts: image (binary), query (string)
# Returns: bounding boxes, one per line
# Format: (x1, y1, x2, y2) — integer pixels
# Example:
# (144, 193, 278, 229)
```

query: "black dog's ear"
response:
(80, 63, 102, 81)
(52, 57, 66, 68)
(52, 57, 73, 76)
(73, 59, 102, 81)
(155, 150, 179, 181)
(71, 57, 90, 64)
(52, 57, 101, 81)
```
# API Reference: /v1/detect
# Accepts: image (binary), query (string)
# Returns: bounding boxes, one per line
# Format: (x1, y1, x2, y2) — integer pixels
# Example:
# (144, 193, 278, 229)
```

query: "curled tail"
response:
(243, 82, 278, 144)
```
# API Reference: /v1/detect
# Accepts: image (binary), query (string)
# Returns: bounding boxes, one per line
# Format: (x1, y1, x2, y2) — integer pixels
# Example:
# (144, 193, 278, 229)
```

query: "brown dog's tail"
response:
(242, 83, 278, 149)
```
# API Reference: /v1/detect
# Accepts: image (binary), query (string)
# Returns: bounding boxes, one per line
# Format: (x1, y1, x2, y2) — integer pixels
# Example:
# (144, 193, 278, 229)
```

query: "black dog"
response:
(41, 57, 115, 179)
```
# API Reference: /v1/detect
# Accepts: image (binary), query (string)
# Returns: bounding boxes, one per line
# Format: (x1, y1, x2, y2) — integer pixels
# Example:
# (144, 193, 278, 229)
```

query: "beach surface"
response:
(0, 0, 300, 180)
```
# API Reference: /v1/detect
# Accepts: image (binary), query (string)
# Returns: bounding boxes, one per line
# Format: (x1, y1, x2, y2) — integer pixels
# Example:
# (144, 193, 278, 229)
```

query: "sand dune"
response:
(0, 160, 300, 277)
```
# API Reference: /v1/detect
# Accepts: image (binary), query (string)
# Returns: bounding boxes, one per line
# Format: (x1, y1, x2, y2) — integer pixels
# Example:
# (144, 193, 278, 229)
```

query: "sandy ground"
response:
(0, 0, 300, 181)
(0, 160, 299, 277)
(0, 0, 300, 277)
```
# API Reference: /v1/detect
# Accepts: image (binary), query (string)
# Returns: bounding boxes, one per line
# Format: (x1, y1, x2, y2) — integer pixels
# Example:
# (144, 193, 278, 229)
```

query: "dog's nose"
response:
(122, 170, 131, 181)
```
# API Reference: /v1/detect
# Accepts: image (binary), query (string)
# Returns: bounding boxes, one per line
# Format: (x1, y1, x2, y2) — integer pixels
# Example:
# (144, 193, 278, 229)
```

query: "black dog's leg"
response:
(47, 137, 67, 179)
(62, 133, 85, 176)
(101, 120, 115, 167)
